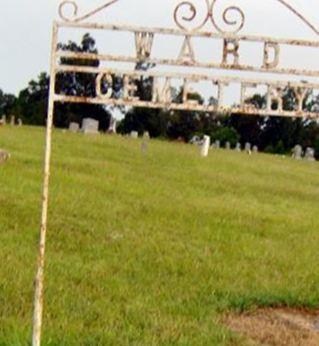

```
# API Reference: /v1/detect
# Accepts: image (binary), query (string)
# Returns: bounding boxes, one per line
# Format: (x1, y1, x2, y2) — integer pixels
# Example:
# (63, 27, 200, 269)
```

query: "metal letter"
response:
(216, 81, 229, 108)
(135, 32, 154, 60)
(96, 73, 113, 99)
(267, 86, 284, 112)
(222, 39, 239, 66)
(241, 82, 257, 107)
(152, 77, 172, 103)
(178, 36, 196, 64)
(123, 75, 139, 101)
(263, 42, 280, 69)
(294, 87, 308, 112)
(183, 79, 199, 105)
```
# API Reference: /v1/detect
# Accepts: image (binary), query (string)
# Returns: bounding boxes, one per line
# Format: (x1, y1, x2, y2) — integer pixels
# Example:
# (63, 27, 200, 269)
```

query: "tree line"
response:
(1, 34, 319, 157)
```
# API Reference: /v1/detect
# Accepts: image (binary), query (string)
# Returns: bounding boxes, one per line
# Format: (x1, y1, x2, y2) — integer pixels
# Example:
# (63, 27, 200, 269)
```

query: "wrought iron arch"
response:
(58, 0, 319, 36)
(32, 2, 319, 346)
(173, 0, 319, 35)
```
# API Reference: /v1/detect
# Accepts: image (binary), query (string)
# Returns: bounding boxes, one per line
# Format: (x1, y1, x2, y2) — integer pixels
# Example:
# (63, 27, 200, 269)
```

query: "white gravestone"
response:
(69, 122, 80, 133)
(201, 135, 211, 157)
(214, 140, 220, 149)
(292, 145, 302, 160)
(141, 132, 150, 154)
(245, 142, 252, 155)
(130, 131, 138, 139)
(0, 116, 6, 126)
(82, 118, 99, 134)
(10, 115, 15, 126)
(252, 145, 258, 153)
(143, 131, 150, 140)
(17, 118, 23, 126)
(225, 142, 231, 150)
(235, 143, 241, 152)
(305, 147, 315, 162)
(190, 135, 201, 146)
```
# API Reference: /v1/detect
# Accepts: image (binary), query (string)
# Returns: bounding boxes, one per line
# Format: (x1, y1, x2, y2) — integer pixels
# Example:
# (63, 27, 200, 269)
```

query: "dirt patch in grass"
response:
(223, 308, 319, 345)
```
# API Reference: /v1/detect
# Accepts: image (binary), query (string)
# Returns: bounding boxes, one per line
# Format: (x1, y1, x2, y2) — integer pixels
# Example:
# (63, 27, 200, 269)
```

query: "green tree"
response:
(15, 72, 49, 125)
(0, 89, 16, 117)
(55, 33, 111, 129)
(13, 34, 111, 129)
(211, 127, 240, 147)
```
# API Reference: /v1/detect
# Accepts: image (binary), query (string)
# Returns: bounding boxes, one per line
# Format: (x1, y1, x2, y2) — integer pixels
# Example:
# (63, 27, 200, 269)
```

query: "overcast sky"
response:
(1, 0, 319, 96)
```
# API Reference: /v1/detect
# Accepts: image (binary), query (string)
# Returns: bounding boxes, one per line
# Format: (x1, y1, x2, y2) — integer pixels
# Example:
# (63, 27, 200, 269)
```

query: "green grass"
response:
(0, 125, 319, 345)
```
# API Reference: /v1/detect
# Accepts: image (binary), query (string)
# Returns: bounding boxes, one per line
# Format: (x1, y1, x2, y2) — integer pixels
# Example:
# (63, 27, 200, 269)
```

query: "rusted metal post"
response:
(32, 22, 58, 346)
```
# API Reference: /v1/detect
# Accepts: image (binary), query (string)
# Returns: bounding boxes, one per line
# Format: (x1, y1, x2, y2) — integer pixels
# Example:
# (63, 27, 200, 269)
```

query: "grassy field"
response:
(0, 125, 319, 345)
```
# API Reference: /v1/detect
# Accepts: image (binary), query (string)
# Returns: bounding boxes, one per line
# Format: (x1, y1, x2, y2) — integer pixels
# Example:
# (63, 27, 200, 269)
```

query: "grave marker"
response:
(245, 143, 252, 152)
(0, 116, 6, 126)
(305, 147, 315, 161)
(69, 122, 80, 133)
(141, 131, 150, 154)
(201, 135, 211, 157)
(130, 131, 138, 139)
(292, 145, 303, 160)
(82, 118, 99, 134)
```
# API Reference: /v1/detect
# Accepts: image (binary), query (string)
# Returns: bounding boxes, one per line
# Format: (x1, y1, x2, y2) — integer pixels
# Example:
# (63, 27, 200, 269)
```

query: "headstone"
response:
(201, 135, 211, 157)
(0, 116, 6, 126)
(305, 147, 315, 162)
(214, 140, 220, 149)
(69, 122, 80, 133)
(17, 118, 23, 126)
(252, 145, 258, 153)
(141, 132, 150, 154)
(190, 135, 201, 146)
(292, 145, 302, 160)
(225, 142, 231, 150)
(235, 142, 241, 152)
(245, 142, 251, 152)
(143, 131, 150, 140)
(10, 115, 15, 126)
(108, 117, 117, 134)
(130, 131, 138, 139)
(82, 118, 99, 134)
(0, 150, 10, 164)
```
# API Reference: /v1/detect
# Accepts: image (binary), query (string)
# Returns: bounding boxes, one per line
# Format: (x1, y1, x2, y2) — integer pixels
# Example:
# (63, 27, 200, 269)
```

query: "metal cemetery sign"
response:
(50, 0, 319, 118)
(32, 1, 319, 345)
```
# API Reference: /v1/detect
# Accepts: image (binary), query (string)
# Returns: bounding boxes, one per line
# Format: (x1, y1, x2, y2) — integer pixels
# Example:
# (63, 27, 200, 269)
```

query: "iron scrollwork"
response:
(173, 0, 319, 35)
(174, 0, 245, 34)
(57, 0, 319, 36)
(58, 0, 119, 22)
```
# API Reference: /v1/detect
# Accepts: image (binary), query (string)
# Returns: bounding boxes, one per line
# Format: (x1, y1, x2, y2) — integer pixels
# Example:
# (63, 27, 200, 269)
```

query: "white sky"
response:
(1, 0, 319, 96)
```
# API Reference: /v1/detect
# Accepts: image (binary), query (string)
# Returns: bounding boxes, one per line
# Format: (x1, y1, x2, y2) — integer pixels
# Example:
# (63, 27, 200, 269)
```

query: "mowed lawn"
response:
(0, 125, 319, 345)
